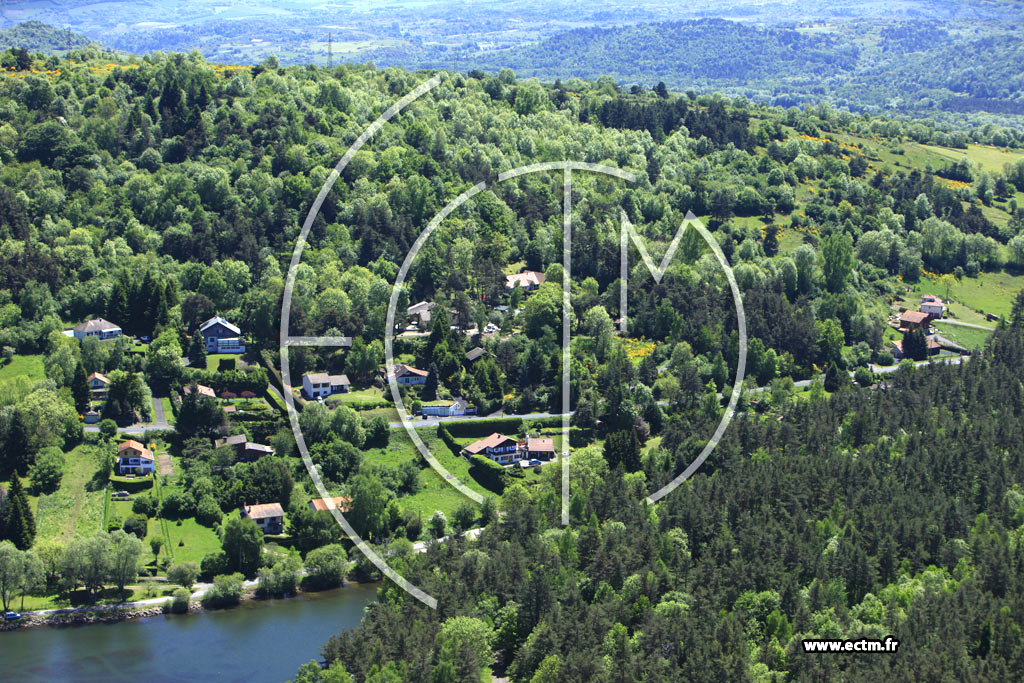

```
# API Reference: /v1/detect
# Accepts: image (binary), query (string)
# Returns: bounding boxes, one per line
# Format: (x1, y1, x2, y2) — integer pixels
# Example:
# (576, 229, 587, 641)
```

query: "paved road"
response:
(83, 397, 170, 434)
(389, 411, 565, 430)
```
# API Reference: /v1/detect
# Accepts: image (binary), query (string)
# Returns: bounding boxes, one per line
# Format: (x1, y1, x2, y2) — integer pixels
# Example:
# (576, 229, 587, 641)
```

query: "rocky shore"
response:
(0, 602, 204, 631)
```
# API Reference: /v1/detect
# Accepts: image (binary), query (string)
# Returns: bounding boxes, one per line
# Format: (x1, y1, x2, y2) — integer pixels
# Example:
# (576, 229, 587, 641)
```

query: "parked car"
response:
(111, 490, 130, 498)
(529, 459, 542, 467)
(4, 612, 21, 621)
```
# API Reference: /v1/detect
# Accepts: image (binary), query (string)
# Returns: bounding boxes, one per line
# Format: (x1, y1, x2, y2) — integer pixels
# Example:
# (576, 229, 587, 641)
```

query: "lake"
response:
(0, 583, 378, 682)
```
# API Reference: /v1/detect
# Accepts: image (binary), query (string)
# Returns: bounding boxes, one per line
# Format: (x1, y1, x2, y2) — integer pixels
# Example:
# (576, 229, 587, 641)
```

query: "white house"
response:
(199, 316, 245, 353)
(240, 503, 284, 534)
(919, 296, 946, 319)
(389, 364, 429, 386)
(117, 440, 155, 475)
(463, 432, 520, 465)
(302, 372, 351, 399)
(421, 399, 476, 417)
(408, 301, 434, 327)
(73, 318, 122, 341)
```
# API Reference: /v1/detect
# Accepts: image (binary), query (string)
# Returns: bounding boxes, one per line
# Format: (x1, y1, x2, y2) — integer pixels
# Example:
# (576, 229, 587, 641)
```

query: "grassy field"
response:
(160, 396, 176, 425)
(357, 429, 494, 519)
(160, 516, 224, 566)
(933, 321, 993, 351)
(947, 271, 1024, 319)
(32, 444, 106, 543)
(206, 353, 237, 372)
(0, 353, 46, 381)
(920, 143, 1024, 176)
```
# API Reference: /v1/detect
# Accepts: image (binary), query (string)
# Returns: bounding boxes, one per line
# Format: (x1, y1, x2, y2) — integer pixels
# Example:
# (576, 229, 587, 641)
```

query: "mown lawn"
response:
(0, 353, 46, 381)
(160, 396, 176, 425)
(949, 271, 1024, 319)
(161, 516, 224, 565)
(933, 321, 993, 351)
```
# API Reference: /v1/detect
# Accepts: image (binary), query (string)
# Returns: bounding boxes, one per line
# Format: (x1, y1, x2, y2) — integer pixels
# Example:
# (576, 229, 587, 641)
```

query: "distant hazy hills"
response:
(0, 21, 95, 53)
(451, 18, 1024, 122)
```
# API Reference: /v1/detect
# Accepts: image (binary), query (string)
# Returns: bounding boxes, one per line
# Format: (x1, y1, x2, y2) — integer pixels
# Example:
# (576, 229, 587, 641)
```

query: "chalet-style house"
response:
(199, 316, 245, 354)
(215, 434, 275, 461)
(240, 503, 284, 534)
(309, 496, 352, 513)
(463, 432, 520, 465)
(421, 399, 476, 417)
(524, 436, 556, 460)
(389, 364, 429, 386)
(117, 440, 155, 475)
(919, 295, 947, 319)
(302, 372, 351, 399)
(88, 371, 110, 399)
(73, 318, 122, 341)
(505, 270, 547, 291)
(898, 310, 931, 331)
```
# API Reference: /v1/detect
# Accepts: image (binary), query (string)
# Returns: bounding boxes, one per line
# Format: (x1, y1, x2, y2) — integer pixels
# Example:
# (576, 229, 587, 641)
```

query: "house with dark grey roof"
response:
(199, 316, 245, 354)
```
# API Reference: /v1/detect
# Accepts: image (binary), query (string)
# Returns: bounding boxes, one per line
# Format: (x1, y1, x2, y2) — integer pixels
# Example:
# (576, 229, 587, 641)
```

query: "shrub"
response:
(200, 550, 230, 581)
(201, 572, 245, 608)
(166, 587, 191, 614)
(303, 544, 348, 590)
(854, 366, 874, 388)
(132, 495, 157, 517)
(445, 417, 522, 438)
(98, 419, 118, 439)
(167, 561, 200, 590)
(159, 489, 195, 520)
(123, 513, 148, 539)
(469, 454, 508, 494)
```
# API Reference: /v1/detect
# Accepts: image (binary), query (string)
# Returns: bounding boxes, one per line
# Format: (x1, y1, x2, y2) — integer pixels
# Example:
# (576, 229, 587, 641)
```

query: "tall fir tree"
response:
(2, 476, 35, 550)
(72, 361, 91, 414)
(3, 410, 32, 477)
(188, 330, 207, 369)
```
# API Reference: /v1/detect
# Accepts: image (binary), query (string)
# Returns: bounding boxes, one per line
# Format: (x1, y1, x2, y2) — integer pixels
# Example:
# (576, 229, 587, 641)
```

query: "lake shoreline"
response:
(0, 580, 374, 632)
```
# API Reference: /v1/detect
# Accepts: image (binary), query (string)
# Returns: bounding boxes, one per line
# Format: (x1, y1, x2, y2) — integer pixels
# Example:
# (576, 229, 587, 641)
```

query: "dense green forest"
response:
(462, 19, 1024, 131)
(0, 41, 1022, 679)
(296, 301, 1024, 681)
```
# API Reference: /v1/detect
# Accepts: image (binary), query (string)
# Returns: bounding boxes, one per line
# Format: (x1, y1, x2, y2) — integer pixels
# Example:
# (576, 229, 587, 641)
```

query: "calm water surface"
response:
(0, 583, 378, 682)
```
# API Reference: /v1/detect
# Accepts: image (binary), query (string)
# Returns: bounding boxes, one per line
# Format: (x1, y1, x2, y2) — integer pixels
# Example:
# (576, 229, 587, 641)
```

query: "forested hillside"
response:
(465, 18, 1024, 129)
(0, 44, 1023, 679)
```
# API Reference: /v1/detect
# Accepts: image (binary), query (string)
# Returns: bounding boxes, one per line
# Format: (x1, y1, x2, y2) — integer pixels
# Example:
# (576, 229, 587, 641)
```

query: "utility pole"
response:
(327, 32, 332, 69)
(66, 27, 72, 66)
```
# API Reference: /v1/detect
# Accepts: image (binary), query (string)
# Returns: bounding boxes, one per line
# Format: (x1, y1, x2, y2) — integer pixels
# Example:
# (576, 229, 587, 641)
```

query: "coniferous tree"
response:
(3, 410, 32, 477)
(188, 330, 207, 369)
(903, 328, 930, 361)
(2, 476, 35, 550)
(72, 361, 90, 414)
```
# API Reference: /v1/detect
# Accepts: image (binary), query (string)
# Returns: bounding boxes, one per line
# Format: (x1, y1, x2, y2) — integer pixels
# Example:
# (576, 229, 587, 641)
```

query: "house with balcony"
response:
(199, 316, 245, 354)
(117, 440, 155, 475)
(463, 432, 520, 465)
(240, 502, 284, 534)
(88, 371, 110, 399)
(73, 318, 122, 341)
